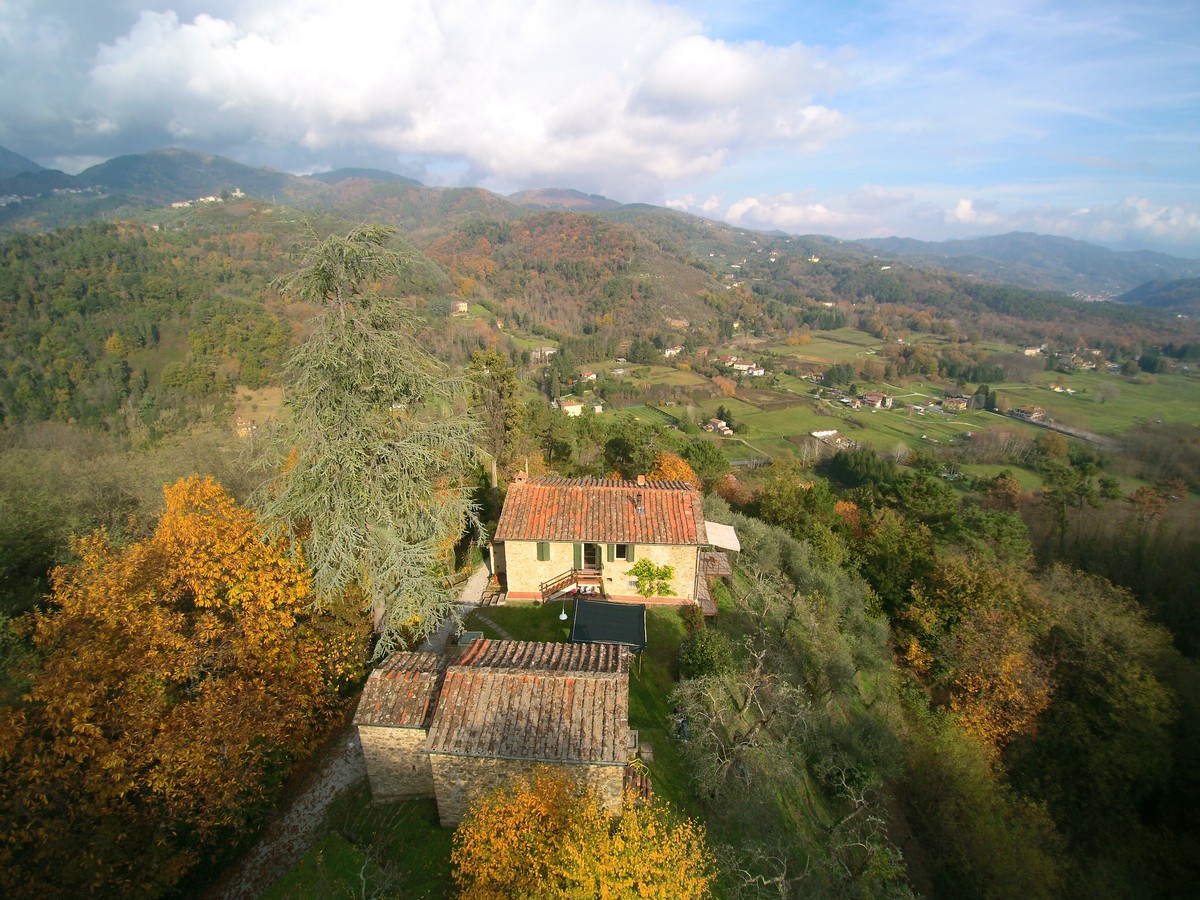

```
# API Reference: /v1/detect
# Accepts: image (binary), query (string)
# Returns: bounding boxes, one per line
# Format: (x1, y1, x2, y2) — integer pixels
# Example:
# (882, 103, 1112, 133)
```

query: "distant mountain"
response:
(77, 148, 311, 203)
(858, 232, 1200, 298)
(1116, 278, 1200, 315)
(0, 146, 44, 179)
(508, 188, 622, 212)
(0, 169, 79, 196)
(308, 167, 423, 186)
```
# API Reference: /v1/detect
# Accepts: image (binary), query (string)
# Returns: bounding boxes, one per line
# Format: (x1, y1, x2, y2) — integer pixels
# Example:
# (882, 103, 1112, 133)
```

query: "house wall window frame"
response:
(607, 543, 635, 562)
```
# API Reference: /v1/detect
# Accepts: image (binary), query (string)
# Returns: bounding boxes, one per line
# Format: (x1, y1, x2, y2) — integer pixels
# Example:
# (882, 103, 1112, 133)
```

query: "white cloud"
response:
(849, 184, 916, 211)
(723, 192, 871, 232)
(945, 198, 1002, 226)
(75, 0, 848, 195)
(1016, 196, 1200, 252)
(666, 193, 724, 214)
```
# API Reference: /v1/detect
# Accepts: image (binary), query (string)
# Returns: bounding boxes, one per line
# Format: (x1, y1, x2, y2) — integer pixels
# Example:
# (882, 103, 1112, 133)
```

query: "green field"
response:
(992, 369, 1200, 436)
(594, 361, 710, 389)
(613, 403, 680, 427)
(764, 328, 884, 364)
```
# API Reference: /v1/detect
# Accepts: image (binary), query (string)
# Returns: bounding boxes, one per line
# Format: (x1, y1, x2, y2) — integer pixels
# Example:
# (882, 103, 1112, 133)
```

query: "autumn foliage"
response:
(451, 767, 716, 899)
(0, 476, 368, 898)
(649, 450, 699, 487)
(901, 556, 1051, 747)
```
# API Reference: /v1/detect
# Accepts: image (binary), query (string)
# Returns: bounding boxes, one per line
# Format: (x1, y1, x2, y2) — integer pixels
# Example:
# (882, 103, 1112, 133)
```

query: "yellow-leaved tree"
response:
(451, 767, 716, 899)
(0, 476, 368, 899)
(649, 450, 699, 487)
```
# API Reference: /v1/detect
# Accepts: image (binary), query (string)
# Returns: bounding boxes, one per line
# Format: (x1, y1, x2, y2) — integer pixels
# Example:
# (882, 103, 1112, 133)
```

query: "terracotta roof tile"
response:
(426, 640, 631, 764)
(492, 477, 706, 545)
(353, 652, 441, 728)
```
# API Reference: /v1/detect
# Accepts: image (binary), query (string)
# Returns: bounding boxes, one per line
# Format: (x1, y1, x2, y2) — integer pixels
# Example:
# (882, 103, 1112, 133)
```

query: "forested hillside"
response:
(1, 185, 1199, 897)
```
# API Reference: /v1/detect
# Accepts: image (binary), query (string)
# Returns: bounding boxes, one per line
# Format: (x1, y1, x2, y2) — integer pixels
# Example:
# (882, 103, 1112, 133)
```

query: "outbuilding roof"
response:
(493, 475, 706, 546)
(425, 639, 631, 765)
(353, 651, 441, 728)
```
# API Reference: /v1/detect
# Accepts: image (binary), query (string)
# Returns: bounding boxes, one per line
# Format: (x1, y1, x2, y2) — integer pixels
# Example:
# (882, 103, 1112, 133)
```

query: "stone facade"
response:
(356, 641, 634, 828)
(503, 539, 700, 603)
(359, 725, 434, 800)
(429, 754, 625, 826)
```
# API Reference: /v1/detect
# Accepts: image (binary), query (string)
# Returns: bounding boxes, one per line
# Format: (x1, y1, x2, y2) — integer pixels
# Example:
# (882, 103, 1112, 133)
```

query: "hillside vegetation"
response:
(1, 167, 1199, 897)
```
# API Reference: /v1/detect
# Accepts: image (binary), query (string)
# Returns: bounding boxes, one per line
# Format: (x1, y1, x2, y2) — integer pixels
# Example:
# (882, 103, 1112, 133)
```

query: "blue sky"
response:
(1, 0, 1197, 254)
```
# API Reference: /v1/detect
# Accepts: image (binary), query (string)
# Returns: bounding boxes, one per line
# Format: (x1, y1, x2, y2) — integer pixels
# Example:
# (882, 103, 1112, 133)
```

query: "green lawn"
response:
(262, 832, 377, 900)
(263, 791, 453, 899)
(463, 603, 574, 642)
(957, 463, 1045, 492)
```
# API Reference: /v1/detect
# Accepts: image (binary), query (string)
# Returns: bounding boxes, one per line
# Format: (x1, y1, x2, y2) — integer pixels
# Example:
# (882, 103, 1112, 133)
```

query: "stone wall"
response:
(359, 725, 434, 801)
(504, 538, 574, 596)
(503, 539, 700, 602)
(429, 754, 625, 826)
(601, 542, 699, 601)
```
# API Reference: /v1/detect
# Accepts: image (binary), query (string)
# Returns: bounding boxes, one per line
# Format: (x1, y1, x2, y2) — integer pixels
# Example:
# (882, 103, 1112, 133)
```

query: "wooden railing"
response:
(540, 569, 579, 602)
(539, 568, 604, 603)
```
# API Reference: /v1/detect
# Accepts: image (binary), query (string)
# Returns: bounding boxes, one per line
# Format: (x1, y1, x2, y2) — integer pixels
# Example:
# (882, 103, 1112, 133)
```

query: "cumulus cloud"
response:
(723, 193, 873, 232)
(1017, 196, 1200, 252)
(945, 198, 1002, 226)
(702, 188, 1200, 257)
(71, 0, 847, 195)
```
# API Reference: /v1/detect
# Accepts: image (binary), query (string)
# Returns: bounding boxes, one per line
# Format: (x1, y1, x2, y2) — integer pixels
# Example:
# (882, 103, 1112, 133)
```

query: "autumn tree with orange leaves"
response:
(0, 477, 368, 899)
(452, 767, 716, 899)
(901, 555, 1051, 747)
(649, 450, 699, 487)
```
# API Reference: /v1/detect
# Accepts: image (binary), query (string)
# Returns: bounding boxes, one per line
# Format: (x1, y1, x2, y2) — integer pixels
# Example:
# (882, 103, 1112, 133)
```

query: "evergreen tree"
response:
(256, 225, 479, 651)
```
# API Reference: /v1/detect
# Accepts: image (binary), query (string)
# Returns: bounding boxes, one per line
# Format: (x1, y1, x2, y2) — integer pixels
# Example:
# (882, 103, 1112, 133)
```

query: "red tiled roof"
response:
(493, 476, 706, 545)
(426, 640, 631, 764)
(353, 651, 441, 728)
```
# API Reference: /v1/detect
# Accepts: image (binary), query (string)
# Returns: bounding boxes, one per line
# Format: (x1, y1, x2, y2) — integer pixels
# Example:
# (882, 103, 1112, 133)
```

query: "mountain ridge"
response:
(858, 232, 1200, 297)
(0, 146, 44, 180)
(2, 144, 1198, 304)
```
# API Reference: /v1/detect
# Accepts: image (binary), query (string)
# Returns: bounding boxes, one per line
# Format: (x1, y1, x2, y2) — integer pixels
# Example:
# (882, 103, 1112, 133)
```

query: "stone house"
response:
(355, 640, 634, 826)
(489, 474, 737, 612)
(355, 651, 440, 801)
(1011, 405, 1047, 422)
(941, 395, 970, 412)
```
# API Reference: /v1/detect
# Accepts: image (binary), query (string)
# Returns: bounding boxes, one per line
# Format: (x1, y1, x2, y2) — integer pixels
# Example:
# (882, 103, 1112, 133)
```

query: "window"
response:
(616, 543, 634, 561)
(536, 541, 549, 561)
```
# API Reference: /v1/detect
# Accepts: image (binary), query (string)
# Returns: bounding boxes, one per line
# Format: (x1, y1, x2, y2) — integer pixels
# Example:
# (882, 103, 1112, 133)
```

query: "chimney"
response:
(636, 474, 646, 486)
(514, 471, 528, 484)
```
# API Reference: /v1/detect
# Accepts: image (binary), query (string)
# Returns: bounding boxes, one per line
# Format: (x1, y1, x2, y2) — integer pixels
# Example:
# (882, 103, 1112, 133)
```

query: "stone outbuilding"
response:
(354, 651, 440, 802)
(355, 639, 636, 826)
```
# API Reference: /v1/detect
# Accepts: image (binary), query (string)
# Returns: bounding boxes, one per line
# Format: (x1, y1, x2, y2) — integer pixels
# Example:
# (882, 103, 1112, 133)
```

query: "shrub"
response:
(678, 626, 734, 679)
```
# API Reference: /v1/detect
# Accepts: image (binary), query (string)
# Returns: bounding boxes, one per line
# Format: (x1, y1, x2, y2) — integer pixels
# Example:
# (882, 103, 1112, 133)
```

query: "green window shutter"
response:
(607, 543, 615, 562)
(627, 544, 636, 562)
(573, 542, 583, 570)
(537, 541, 549, 561)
